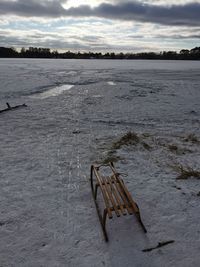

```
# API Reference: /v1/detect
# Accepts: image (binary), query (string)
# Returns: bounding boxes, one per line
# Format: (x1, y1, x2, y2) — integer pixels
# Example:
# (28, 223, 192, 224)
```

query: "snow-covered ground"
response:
(0, 59, 200, 267)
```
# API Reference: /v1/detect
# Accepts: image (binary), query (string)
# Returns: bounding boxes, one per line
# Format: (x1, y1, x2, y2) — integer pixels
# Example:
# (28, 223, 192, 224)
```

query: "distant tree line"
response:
(0, 46, 200, 60)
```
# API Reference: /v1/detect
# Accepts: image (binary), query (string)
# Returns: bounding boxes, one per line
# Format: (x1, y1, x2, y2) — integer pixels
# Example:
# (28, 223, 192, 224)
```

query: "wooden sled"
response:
(90, 162, 147, 242)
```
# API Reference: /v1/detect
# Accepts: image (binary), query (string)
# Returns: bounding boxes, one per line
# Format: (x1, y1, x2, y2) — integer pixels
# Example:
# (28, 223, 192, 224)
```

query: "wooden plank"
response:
(119, 180, 139, 212)
(105, 176, 127, 216)
(102, 176, 121, 217)
(109, 163, 139, 213)
(110, 175, 134, 215)
(93, 167, 113, 218)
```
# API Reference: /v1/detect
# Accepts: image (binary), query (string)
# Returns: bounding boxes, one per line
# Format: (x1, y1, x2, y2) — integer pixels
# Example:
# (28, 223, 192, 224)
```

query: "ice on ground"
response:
(93, 95, 103, 98)
(107, 81, 116, 86)
(31, 84, 74, 99)
(65, 71, 77, 76)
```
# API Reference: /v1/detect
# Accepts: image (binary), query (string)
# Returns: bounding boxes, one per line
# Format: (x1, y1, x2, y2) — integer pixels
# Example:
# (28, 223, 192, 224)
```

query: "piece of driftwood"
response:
(0, 102, 27, 114)
(90, 162, 147, 242)
(142, 240, 175, 252)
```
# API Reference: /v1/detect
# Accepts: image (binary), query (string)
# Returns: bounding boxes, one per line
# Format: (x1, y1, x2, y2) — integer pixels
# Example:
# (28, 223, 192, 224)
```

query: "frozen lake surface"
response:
(0, 59, 200, 267)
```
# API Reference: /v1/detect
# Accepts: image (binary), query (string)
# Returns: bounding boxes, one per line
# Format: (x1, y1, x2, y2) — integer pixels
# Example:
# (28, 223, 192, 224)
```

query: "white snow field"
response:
(0, 59, 200, 267)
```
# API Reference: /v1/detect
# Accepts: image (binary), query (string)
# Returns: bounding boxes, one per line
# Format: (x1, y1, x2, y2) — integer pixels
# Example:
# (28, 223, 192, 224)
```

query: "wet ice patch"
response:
(107, 81, 116, 86)
(57, 71, 77, 76)
(66, 71, 77, 76)
(31, 84, 74, 99)
(93, 95, 102, 98)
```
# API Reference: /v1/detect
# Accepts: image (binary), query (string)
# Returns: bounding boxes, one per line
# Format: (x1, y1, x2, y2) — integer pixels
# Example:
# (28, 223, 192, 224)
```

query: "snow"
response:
(107, 81, 116, 86)
(0, 59, 200, 267)
(31, 84, 74, 99)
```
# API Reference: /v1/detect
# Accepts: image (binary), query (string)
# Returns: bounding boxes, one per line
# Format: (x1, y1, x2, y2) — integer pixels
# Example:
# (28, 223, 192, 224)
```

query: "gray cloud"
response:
(0, 29, 107, 50)
(0, 0, 66, 17)
(66, 2, 200, 26)
(155, 34, 200, 39)
(0, 29, 154, 52)
(0, 0, 200, 26)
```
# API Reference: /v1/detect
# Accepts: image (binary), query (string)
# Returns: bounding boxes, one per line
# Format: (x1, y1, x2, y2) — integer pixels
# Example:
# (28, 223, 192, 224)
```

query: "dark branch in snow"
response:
(142, 240, 175, 252)
(0, 102, 27, 114)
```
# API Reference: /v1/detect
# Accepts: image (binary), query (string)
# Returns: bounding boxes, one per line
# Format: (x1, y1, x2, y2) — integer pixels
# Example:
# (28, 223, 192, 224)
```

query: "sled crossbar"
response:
(90, 162, 147, 241)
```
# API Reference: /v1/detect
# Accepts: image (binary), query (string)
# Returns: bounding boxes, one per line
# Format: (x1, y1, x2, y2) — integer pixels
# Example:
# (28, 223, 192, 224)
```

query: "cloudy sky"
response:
(0, 0, 200, 52)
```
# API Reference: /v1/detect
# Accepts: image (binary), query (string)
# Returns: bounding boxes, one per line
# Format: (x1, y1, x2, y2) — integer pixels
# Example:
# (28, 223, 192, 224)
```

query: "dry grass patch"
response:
(168, 145, 179, 153)
(167, 144, 192, 155)
(112, 131, 140, 149)
(172, 164, 200, 180)
(142, 142, 152, 150)
(98, 131, 151, 164)
(101, 150, 121, 164)
(184, 134, 199, 144)
(112, 131, 151, 150)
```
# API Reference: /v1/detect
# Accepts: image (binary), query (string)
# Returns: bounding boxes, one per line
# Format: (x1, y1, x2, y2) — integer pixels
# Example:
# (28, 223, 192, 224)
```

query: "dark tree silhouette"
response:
(0, 47, 18, 57)
(0, 46, 200, 60)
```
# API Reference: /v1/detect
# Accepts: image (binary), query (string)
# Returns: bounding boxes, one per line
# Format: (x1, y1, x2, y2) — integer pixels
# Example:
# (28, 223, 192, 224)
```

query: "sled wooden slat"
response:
(109, 163, 139, 212)
(102, 176, 121, 217)
(104, 176, 127, 216)
(96, 177, 127, 216)
(110, 175, 133, 215)
(90, 162, 147, 241)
